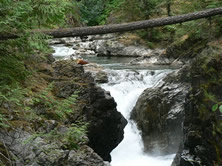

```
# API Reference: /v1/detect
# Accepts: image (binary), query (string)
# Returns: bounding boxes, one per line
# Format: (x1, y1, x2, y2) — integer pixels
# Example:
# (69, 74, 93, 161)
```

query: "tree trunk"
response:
(167, 1, 172, 17)
(1, 7, 222, 40)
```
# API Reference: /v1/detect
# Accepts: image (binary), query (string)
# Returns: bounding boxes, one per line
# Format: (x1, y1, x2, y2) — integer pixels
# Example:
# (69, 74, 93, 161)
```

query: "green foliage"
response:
(99, 0, 125, 24)
(0, 0, 87, 156)
(28, 0, 79, 28)
(171, 0, 222, 40)
(77, 0, 125, 25)
(139, 0, 162, 19)
(0, 0, 81, 130)
(55, 93, 78, 119)
(165, 25, 177, 32)
(0, 0, 79, 32)
(0, 83, 86, 147)
(0, 85, 26, 128)
(77, 0, 107, 25)
(115, 0, 162, 22)
(0, 113, 9, 128)
(0, 0, 79, 87)
(212, 104, 219, 112)
(60, 123, 88, 149)
(220, 105, 222, 113)
(199, 53, 222, 115)
(0, 85, 25, 107)
(32, 83, 79, 120)
(212, 104, 222, 114)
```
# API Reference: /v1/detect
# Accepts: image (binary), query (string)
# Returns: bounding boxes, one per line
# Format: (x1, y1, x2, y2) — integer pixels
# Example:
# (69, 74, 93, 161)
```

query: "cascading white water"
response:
(101, 70, 175, 166)
(51, 43, 176, 166)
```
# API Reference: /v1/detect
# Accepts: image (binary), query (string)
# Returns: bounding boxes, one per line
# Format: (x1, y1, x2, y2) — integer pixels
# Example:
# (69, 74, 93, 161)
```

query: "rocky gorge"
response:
(48, 34, 222, 165)
(1, 32, 222, 166)
(130, 36, 222, 166)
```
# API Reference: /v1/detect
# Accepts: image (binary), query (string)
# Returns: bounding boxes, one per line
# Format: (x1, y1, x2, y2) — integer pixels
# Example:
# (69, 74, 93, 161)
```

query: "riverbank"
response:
(0, 51, 126, 165)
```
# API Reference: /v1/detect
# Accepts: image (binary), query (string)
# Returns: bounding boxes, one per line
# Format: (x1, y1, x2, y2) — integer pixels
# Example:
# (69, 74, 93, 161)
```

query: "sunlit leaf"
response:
(212, 104, 218, 112)
(219, 105, 222, 113)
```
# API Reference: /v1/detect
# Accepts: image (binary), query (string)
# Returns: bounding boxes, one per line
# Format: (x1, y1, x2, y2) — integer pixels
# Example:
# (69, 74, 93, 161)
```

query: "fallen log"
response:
(1, 7, 222, 40)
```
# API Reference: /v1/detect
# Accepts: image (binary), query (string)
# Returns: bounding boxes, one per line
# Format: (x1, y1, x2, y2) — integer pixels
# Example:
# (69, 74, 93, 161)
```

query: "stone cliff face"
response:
(52, 61, 127, 162)
(172, 47, 222, 166)
(0, 56, 126, 165)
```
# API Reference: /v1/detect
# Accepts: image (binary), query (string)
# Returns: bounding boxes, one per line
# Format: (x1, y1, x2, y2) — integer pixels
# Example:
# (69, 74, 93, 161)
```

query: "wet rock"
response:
(84, 63, 108, 83)
(94, 71, 108, 83)
(85, 85, 127, 161)
(51, 33, 154, 58)
(131, 69, 190, 155)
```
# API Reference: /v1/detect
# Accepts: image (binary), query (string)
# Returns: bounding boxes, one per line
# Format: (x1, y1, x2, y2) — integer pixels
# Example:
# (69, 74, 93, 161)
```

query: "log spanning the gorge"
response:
(1, 7, 222, 40)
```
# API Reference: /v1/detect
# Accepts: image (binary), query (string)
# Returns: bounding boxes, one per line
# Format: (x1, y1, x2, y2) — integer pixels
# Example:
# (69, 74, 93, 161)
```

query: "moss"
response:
(211, 124, 222, 164)
(191, 50, 222, 164)
(165, 35, 208, 60)
(8, 120, 33, 131)
(198, 104, 209, 121)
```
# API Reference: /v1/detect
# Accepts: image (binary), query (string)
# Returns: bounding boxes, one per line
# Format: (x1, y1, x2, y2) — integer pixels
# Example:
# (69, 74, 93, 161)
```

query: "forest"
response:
(0, 0, 222, 166)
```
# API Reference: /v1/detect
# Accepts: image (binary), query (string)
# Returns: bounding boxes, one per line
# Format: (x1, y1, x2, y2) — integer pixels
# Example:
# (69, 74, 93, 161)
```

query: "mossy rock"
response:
(165, 35, 208, 60)
(180, 50, 222, 165)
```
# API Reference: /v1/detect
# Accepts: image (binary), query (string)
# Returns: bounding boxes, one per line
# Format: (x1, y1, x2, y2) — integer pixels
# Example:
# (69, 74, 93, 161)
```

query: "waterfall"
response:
(52, 43, 176, 166)
(101, 70, 175, 166)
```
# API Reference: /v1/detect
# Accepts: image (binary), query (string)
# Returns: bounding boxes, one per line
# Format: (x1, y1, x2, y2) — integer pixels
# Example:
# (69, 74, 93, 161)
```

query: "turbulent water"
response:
(101, 70, 175, 166)
(52, 43, 176, 166)
(51, 45, 74, 56)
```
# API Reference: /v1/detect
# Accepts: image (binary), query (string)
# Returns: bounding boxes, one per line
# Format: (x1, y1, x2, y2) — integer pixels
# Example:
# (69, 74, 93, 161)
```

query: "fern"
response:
(32, 83, 79, 120)
(206, 0, 222, 9)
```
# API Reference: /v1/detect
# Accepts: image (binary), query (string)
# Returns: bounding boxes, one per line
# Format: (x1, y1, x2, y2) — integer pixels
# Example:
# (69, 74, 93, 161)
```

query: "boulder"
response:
(84, 63, 108, 83)
(0, 130, 106, 166)
(85, 84, 127, 161)
(131, 68, 190, 154)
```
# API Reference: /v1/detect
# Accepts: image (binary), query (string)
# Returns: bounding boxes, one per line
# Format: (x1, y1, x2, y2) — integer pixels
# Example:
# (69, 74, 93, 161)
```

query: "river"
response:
(52, 43, 176, 166)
